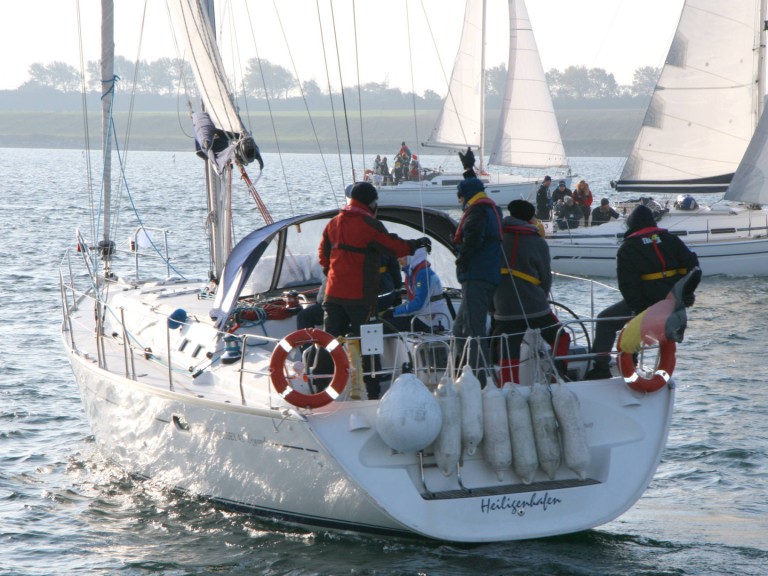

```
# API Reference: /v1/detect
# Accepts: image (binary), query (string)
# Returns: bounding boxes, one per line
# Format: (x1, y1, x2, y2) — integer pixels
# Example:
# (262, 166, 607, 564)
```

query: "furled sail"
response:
(167, 0, 260, 168)
(614, 0, 762, 193)
(488, 0, 568, 169)
(424, 0, 484, 152)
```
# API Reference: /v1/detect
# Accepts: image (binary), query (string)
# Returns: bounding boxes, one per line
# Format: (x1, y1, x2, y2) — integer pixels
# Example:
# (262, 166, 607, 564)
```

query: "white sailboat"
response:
(547, 0, 768, 277)
(61, 0, 687, 541)
(376, 0, 571, 208)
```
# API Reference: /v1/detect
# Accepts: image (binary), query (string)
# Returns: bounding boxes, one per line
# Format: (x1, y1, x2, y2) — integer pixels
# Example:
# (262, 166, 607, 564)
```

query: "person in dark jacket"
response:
(591, 198, 621, 226)
(535, 175, 552, 220)
(555, 196, 582, 230)
(318, 181, 430, 397)
(493, 200, 568, 383)
(585, 204, 700, 379)
(552, 180, 572, 205)
(453, 149, 503, 386)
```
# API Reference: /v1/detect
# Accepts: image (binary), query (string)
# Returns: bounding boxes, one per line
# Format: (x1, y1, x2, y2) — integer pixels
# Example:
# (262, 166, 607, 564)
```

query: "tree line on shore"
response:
(18, 57, 658, 108)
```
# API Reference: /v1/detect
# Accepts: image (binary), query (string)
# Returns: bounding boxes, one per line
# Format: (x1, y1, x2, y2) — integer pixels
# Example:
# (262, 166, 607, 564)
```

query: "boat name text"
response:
(480, 492, 562, 517)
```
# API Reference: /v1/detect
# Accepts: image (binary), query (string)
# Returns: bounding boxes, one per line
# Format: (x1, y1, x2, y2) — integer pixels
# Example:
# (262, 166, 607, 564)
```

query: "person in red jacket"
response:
(318, 181, 430, 398)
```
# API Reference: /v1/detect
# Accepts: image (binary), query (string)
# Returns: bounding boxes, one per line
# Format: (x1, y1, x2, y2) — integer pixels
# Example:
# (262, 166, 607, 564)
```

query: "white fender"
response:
(504, 384, 538, 484)
(376, 372, 442, 453)
(528, 381, 561, 479)
(433, 377, 462, 476)
(552, 383, 591, 480)
(518, 332, 534, 387)
(482, 384, 512, 480)
(456, 365, 483, 456)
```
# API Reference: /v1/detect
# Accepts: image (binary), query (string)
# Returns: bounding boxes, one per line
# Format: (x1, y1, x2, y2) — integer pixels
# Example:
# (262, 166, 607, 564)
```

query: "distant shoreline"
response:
(0, 107, 643, 157)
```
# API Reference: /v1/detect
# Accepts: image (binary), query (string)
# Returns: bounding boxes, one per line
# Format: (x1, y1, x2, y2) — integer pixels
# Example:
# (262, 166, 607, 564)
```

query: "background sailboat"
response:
(612, 0, 763, 194)
(546, 0, 768, 278)
(377, 0, 571, 208)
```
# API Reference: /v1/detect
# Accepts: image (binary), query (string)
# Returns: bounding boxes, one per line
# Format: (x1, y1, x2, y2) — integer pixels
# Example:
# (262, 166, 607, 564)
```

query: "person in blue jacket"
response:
(381, 247, 452, 332)
(452, 148, 503, 386)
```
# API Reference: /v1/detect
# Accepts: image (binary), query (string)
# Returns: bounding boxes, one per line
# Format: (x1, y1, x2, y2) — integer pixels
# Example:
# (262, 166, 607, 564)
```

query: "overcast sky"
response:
(2, 0, 685, 92)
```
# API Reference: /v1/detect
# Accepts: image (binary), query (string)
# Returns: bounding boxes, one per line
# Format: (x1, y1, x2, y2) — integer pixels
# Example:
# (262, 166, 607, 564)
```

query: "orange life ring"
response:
(269, 328, 349, 408)
(617, 340, 676, 393)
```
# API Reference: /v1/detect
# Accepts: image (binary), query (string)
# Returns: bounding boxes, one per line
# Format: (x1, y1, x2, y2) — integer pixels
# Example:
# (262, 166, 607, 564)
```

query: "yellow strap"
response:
(501, 267, 542, 286)
(639, 267, 687, 281)
(379, 266, 387, 273)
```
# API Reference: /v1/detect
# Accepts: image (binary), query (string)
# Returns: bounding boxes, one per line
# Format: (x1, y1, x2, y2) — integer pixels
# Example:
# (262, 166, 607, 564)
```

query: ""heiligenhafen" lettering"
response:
(480, 492, 562, 517)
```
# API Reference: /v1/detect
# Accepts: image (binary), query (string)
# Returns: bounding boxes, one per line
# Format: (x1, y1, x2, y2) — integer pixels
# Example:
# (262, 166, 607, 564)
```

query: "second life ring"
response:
(269, 328, 349, 409)
(617, 340, 676, 393)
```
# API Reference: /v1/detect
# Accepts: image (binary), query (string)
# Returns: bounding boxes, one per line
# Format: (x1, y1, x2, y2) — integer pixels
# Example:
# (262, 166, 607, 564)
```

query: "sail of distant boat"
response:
(613, 0, 764, 194)
(424, 0, 568, 173)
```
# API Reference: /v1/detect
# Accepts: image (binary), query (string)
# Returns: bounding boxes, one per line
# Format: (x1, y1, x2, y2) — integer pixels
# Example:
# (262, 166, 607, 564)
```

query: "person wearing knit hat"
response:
(318, 181, 430, 398)
(452, 159, 503, 387)
(349, 181, 378, 208)
(535, 176, 552, 221)
(493, 200, 567, 383)
(586, 204, 700, 379)
(591, 197, 621, 226)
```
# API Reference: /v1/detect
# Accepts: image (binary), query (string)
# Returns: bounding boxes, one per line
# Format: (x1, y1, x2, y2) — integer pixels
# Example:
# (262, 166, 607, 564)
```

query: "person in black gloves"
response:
(585, 204, 700, 379)
(452, 148, 503, 387)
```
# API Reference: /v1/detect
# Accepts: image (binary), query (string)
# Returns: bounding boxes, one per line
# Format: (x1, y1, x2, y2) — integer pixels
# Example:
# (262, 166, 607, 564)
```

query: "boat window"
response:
(275, 219, 328, 290)
(239, 237, 280, 296)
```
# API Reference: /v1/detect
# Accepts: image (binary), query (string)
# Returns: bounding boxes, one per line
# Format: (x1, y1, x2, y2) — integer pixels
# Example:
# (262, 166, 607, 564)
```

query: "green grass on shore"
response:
(0, 108, 644, 156)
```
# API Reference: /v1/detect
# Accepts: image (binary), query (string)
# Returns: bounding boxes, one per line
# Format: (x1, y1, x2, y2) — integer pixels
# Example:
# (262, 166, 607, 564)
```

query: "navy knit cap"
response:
(626, 204, 656, 232)
(457, 177, 485, 199)
(350, 181, 378, 206)
(507, 199, 535, 221)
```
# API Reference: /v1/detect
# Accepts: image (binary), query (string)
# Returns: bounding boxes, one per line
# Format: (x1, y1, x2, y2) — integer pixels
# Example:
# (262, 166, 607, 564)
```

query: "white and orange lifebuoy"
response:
(269, 328, 349, 409)
(617, 340, 676, 393)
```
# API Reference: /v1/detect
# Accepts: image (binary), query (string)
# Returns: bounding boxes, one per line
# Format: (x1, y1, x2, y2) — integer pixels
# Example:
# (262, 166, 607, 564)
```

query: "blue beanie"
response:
(457, 177, 485, 199)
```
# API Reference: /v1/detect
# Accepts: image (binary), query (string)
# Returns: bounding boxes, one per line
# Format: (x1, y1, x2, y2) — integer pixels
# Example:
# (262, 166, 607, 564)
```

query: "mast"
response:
(100, 0, 114, 265)
(759, 0, 766, 122)
(478, 0, 487, 172)
(201, 0, 231, 282)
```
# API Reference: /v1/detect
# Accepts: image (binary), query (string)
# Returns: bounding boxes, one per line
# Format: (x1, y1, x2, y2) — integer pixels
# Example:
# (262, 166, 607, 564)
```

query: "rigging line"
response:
(328, 0, 357, 181)
(263, 0, 341, 210)
(162, 0, 196, 140)
(316, 0, 347, 203)
(109, 124, 187, 280)
(417, 0, 469, 149)
(75, 0, 95, 243)
(405, 1, 427, 233)
(240, 2, 294, 218)
(351, 0, 366, 169)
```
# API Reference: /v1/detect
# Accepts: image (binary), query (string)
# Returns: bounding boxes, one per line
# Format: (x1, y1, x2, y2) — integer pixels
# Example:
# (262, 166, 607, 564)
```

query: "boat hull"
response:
(547, 206, 768, 277)
(67, 339, 675, 542)
(376, 175, 542, 209)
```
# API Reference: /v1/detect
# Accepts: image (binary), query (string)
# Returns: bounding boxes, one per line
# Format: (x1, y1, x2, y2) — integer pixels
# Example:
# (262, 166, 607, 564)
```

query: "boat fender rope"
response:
(270, 328, 349, 409)
(617, 340, 676, 393)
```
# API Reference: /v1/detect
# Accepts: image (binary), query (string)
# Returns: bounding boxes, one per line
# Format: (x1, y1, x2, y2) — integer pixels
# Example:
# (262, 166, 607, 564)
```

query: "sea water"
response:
(1, 149, 767, 575)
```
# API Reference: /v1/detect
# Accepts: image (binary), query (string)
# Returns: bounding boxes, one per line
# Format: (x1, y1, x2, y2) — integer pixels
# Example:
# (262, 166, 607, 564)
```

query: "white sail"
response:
(616, 0, 763, 193)
(425, 0, 485, 152)
(724, 107, 768, 205)
(167, 0, 246, 135)
(489, 0, 567, 169)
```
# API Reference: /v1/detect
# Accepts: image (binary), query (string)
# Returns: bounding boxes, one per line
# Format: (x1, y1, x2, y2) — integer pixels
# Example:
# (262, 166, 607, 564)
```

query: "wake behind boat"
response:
(61, 0, 687, 542)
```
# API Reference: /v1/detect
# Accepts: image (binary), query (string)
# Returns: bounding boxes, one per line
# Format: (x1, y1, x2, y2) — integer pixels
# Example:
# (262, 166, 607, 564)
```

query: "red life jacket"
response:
(453, 193, 502, 244)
